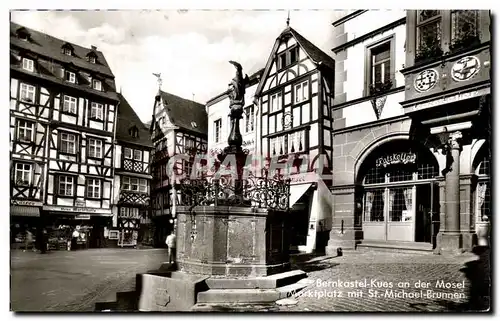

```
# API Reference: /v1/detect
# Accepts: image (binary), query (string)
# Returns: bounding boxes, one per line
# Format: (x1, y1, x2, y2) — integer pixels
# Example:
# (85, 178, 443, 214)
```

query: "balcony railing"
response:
(123, 159, 144, 173)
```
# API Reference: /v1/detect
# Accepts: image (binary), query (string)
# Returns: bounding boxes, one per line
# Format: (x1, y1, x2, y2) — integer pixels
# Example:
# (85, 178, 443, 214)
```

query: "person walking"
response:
(165, 231, 176, 264)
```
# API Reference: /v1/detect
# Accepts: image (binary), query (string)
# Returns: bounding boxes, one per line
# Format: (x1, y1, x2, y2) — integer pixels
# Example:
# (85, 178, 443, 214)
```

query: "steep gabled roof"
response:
(155, 90, 208, 136)
(255, 27, 336, 97)
(116, 93, 153, 148)
(10, 21, 114, 78)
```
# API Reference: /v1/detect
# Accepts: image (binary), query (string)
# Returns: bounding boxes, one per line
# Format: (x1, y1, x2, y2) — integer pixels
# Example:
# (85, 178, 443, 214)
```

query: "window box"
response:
(415, 44, 443, 64)
(449, 34, 481, 52)
(369, 79, 393, 96)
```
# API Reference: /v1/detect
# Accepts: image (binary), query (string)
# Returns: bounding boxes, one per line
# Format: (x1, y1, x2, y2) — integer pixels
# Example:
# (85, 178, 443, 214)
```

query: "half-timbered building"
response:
(253, 25, 336, 253)
(110, 93, 153, 247)
(149, 89, 208, 247)
(10, 22, 119, 249)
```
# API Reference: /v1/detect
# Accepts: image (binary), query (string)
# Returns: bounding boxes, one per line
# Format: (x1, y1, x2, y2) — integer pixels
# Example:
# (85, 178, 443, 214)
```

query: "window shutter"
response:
(60, 67, 65, 79)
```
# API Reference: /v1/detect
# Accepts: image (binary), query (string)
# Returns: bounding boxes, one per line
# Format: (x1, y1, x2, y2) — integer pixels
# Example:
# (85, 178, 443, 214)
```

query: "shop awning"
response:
(289, 183, 312, 208)
(10, 206, 40, 217)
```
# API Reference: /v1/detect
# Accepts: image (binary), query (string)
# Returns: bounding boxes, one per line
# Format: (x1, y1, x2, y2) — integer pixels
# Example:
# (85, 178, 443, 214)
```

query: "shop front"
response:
(10, 200, 42, 249)
(356, 140, 441, 247)
(42, 205, 113, 250)
(287, 171, 333, 254)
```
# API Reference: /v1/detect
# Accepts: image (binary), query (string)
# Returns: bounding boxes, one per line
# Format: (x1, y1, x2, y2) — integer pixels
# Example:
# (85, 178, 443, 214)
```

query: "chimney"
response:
(91, 45, 97, 50)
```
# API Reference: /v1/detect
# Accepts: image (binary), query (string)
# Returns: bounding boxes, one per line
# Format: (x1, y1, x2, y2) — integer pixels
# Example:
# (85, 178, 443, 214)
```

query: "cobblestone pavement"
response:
(277, 249, 491, 312)
(10, 248, 168, 312)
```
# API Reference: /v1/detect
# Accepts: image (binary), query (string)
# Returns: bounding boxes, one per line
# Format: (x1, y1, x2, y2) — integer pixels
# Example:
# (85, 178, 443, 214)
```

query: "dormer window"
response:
(129, 126, 139, 138)
(65, 70, 76, 83)
(92, 79, 102, 91)
(16, 27, 30, 41)
(87, 51, 98, 64)
(22, 58, 34, 72)
(61, 43, 74, 56)
(191, 121, 197, 128)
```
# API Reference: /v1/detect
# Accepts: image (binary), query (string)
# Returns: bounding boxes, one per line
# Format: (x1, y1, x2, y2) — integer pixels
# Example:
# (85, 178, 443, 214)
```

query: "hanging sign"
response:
(376, 152, 417, 168)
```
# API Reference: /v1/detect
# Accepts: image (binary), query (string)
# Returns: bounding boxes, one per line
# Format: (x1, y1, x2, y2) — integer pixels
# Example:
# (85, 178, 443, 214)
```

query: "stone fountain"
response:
(94, 62, 308, 312)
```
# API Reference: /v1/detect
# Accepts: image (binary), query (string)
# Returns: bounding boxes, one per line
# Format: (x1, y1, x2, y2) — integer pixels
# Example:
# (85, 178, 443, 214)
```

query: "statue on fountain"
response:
(227, 61, 250, 117)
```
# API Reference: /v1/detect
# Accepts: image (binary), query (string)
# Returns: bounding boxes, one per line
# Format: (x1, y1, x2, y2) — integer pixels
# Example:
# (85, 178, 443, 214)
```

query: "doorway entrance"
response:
(358, 140, 440, 244)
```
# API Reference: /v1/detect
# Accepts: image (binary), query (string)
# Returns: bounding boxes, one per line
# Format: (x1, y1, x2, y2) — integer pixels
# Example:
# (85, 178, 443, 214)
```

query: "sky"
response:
(10, 9, 345, 123)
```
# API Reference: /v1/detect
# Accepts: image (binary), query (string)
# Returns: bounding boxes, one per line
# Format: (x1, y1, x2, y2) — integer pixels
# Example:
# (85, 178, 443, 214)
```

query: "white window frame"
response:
(14, 163, 32, 186)
(371, 43, 391, 85)
(294, 80, 309, 104)
(63, 95, 77, 114)
(214, 118, 222, 143)
(139, 179, 147, 193)
(88, 138, 102, 158)
(20, 83, 35, 103)
(22, 58, 34, 72)
(92, 79, 102, 91)
(122, 177, 131, 190)
(60, 132, 77, 154)
(124, 147, 132, 159)
(90, 102, 103, 120)
(133, 150, 142, 161)
(245, 105, 255, 133)
(58, 175, 74, 196)
(63, 47, 72, 56)
(130, 178, 139, 191)
(17, 119, 34, 142)
(89, 56, 96, 64)
(87, 178, 101, 199)
(65, 70, 76, 83)
(270, 92, 282, 112)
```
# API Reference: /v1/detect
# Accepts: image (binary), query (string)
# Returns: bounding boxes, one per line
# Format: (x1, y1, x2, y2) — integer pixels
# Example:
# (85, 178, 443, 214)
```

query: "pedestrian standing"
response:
(165, 231, 176, 264)
(24, 230, 34, 252)
(71, 229, 79, 251)
(40, 229, 47, 254)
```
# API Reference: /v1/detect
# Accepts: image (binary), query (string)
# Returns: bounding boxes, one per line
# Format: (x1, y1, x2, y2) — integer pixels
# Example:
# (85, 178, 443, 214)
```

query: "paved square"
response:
(10, 248, 168, 312)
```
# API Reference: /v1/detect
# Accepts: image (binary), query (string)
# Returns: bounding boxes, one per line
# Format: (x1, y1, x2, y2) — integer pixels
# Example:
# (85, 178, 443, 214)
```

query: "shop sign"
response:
(288, 171, 318, 184)
(376, 152, 417, 168)
(43, 205, 112, 215)
(411, 87, 490, 112)
(11, 200, 42, 207)
(75, 200, 86, 207)
(75, 215, 91, 220)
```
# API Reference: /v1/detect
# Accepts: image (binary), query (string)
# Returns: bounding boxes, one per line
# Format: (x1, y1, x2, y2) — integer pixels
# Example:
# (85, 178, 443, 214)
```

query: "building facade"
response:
(206, 69, 263, 156)
(254, 26, 336, 253)
(10, 22, 119, 249)
(109, 93, 153, 247)
(206, 26, 336, 254)
(149, 90, 208, 247)
(325, 10, 491, 254)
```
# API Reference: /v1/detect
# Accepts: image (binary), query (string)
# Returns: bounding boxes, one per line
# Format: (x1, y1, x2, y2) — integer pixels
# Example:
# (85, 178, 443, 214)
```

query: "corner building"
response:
(10, 22, 119, 248)
(326, 10, 491, 254)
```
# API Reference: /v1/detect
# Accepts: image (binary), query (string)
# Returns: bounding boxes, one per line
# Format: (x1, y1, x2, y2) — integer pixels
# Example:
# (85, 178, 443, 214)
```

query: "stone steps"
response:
(196, 280, 309, 304)
(205, 269, 307, 289)
(357, 240, 434, 253)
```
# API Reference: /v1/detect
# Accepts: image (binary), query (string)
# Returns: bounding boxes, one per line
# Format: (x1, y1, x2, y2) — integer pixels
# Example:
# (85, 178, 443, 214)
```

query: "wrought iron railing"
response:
(178, 174, 290, 211)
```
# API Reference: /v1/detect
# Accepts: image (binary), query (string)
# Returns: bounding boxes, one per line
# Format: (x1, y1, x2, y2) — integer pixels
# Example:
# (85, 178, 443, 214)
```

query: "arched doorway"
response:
(356, 139, 440, 245)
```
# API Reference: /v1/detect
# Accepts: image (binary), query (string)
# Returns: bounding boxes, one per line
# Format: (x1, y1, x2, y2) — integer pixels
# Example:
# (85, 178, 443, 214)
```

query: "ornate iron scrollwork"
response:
(178, 174, 290, 211)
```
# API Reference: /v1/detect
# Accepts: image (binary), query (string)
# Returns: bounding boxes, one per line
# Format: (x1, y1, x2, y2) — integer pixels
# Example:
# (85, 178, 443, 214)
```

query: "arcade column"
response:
(436, 131, 463, 255)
